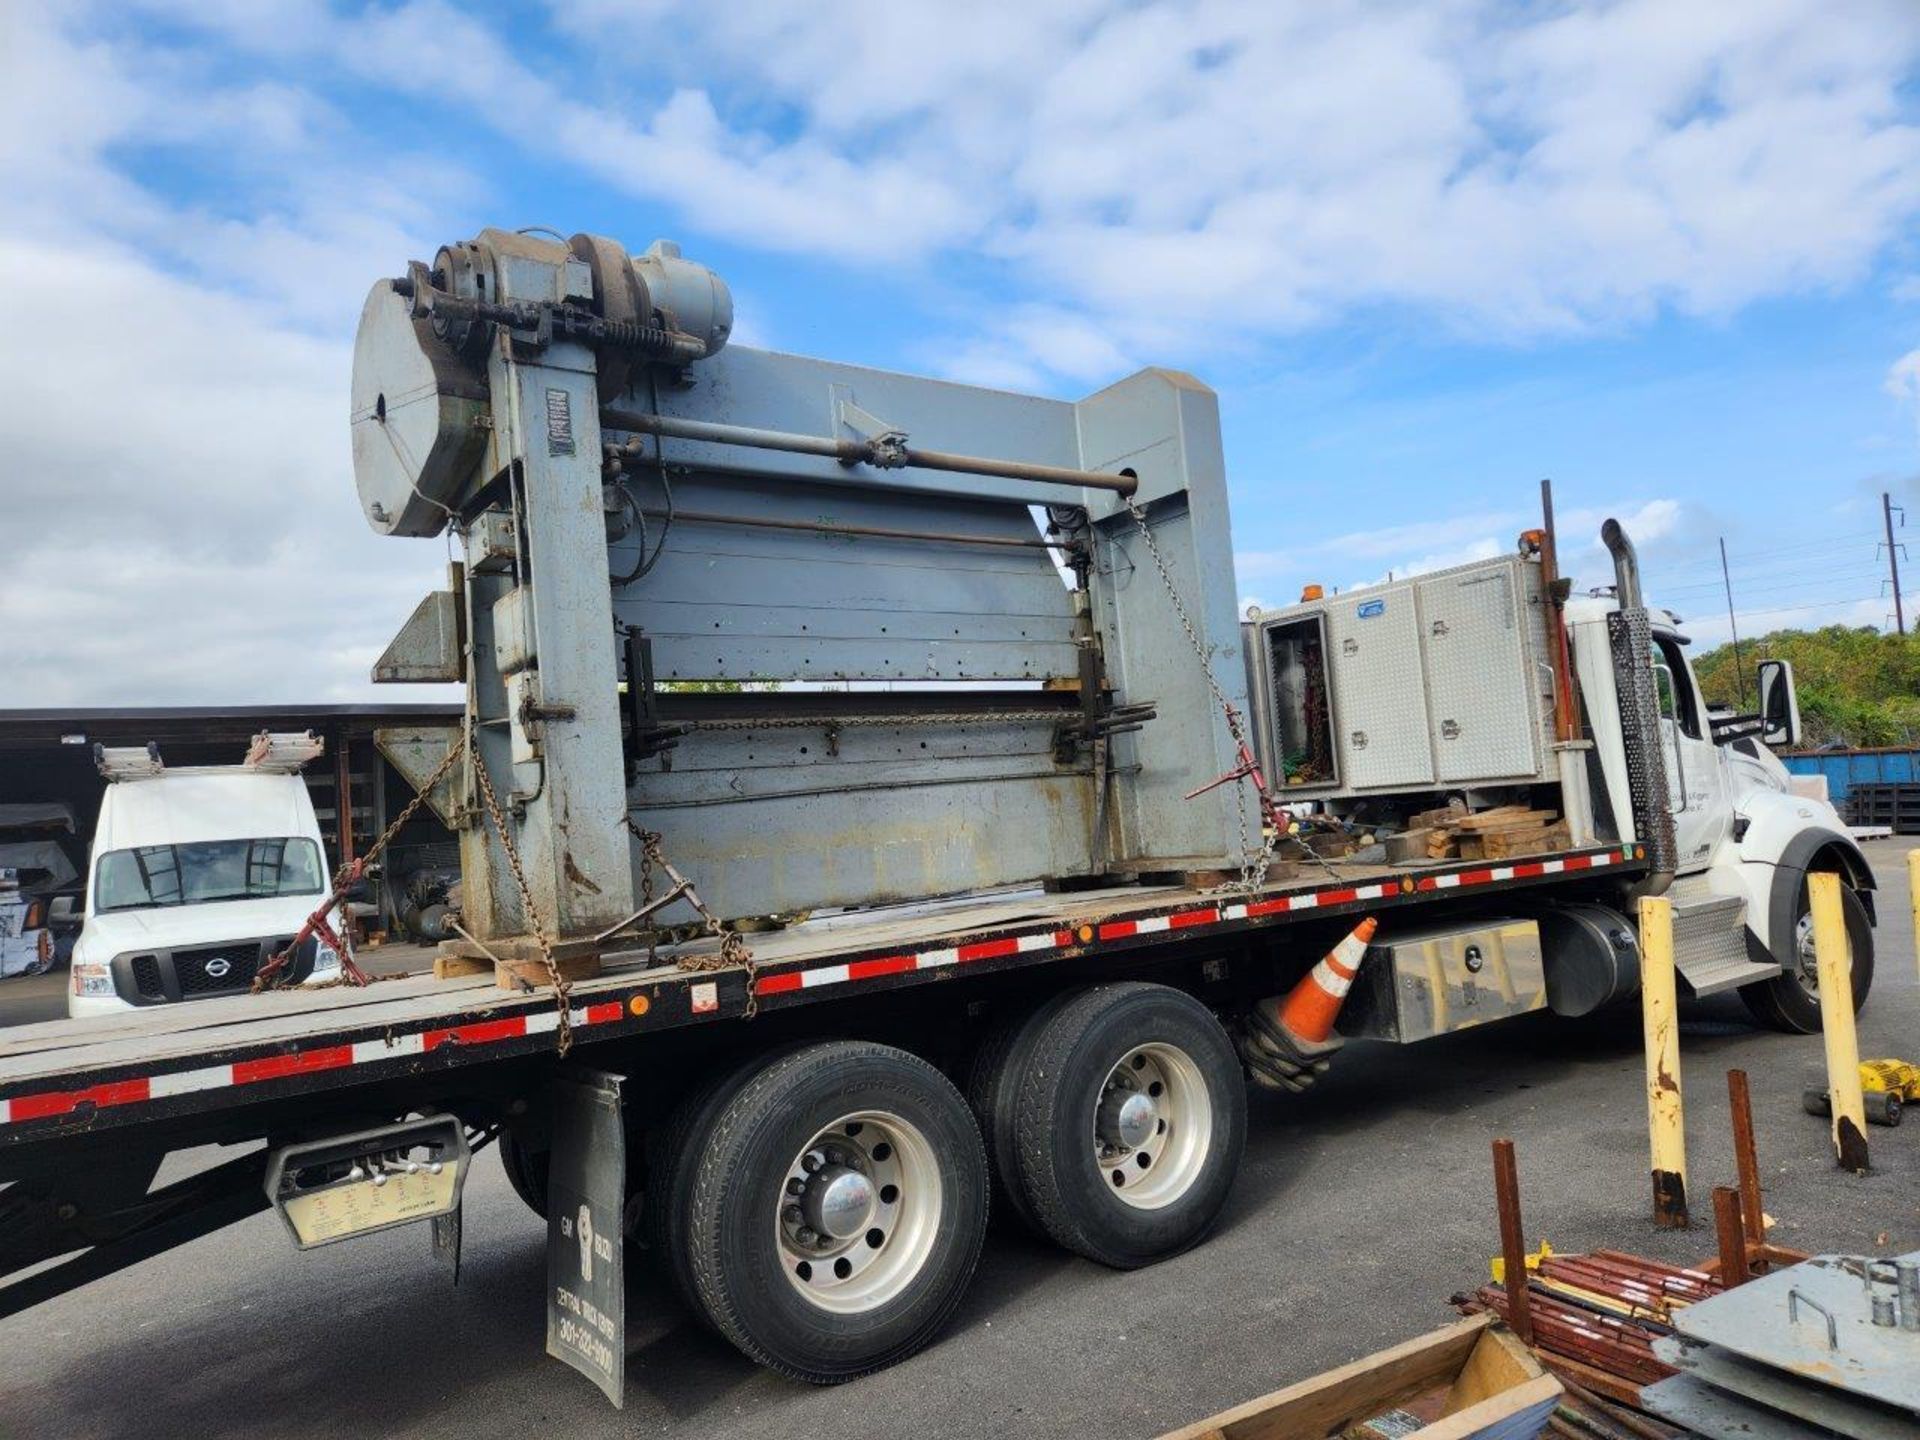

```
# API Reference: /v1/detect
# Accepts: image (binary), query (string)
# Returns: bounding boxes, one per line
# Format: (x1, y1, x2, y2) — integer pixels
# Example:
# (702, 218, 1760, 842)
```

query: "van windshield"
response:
(94, 838, 325, 913)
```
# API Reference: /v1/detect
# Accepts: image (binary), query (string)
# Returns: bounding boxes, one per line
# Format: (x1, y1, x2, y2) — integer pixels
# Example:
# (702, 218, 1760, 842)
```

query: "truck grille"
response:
(131, 954, 166, 1000)
(173, 942, 262, 996)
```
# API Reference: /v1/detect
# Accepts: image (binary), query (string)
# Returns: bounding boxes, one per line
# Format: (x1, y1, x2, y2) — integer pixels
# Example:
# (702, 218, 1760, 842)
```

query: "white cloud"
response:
(0, 4, 454, 706)
(1886, 347, 1920, 444)
(4, 0, 1919, 705)
(538, 0, 1920, 375)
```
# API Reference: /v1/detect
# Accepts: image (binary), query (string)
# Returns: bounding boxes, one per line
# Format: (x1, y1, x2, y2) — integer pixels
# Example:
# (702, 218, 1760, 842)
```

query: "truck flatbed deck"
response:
(0, 843, 1636, 1146)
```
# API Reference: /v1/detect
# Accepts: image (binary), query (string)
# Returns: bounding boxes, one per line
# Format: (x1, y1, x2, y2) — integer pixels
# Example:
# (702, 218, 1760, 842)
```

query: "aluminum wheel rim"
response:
(1792, 911, 1846, 1000)
(776, 1110, 941, 1314)
(1092, 1042, 1212, 1211)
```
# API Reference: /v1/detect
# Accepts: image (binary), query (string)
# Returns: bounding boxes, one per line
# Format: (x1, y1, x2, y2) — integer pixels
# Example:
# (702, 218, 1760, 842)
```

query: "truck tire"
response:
(965, 989, 1079, 1235)
(646, 1043, 811, 1328)
(498, 1130, 550, 1219)
(683, 1041, 988, 1383)
(1743, 880, 1874, 1035)
(1008, 982, 1245, 1270)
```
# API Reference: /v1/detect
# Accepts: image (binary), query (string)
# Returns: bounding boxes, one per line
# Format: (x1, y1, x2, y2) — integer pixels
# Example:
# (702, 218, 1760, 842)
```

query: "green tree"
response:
(1693, 626, 1920, 747)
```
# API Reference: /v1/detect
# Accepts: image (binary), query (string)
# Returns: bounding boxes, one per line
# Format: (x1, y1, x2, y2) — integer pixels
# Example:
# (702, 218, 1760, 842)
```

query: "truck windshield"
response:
(93, 838, 325, 913)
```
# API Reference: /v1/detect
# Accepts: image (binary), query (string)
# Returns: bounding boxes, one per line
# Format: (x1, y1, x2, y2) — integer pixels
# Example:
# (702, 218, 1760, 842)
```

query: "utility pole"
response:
(1883, 491, 1907, 636)
(1718, 537, 1747, 708)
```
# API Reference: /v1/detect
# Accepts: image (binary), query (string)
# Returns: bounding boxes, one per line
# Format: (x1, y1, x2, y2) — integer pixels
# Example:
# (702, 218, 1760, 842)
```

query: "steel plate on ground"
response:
(1669, 1252, 1920, 1412)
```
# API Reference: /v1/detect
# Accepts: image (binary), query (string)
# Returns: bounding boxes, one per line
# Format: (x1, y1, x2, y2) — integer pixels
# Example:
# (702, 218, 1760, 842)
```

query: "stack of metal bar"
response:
(1458, 1250, 1721, 1405)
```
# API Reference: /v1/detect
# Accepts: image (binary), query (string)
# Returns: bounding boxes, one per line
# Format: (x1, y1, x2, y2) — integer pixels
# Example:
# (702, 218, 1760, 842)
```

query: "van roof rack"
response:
(94, 731, 325, 781)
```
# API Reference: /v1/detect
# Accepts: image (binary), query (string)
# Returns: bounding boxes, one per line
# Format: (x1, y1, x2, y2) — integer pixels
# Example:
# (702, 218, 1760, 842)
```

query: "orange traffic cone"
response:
(1276, 916, 1379, 1043)
(1240, 916, 1380, 1094)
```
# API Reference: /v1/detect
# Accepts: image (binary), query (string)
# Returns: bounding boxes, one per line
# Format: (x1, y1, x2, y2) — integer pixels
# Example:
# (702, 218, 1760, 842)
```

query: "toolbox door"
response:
(1326, 584, 1434, 790)
(1417, 564, 1542, 784)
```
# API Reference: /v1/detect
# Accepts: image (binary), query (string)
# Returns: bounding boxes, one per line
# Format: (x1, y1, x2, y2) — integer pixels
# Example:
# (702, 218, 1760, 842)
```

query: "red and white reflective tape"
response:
(752, 851, 1625, 1001)
(755, 930, 1071, 997)
(0, 849, 1629, 1129)
(0, 1001, 627, 1128)
(1414, 851, 1622, 891)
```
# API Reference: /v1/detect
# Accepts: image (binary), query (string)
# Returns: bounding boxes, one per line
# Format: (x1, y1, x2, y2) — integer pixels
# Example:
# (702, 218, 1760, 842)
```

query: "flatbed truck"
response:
(0, 227, 1877, 1398)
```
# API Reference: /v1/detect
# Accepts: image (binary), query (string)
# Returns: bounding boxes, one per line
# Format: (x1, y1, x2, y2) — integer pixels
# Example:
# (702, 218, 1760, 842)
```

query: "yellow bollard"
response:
(1809, 871, 1869, 1173)
(1639, 895, 1688, 1227)
(1908, 849, 1919, 987)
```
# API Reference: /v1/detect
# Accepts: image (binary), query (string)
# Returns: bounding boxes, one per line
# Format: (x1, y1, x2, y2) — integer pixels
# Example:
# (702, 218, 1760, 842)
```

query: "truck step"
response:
(1668, 891, 1780, 997)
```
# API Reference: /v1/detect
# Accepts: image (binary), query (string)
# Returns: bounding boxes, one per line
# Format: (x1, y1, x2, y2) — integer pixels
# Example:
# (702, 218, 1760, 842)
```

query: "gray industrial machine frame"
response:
(354, 228, 1250, 942)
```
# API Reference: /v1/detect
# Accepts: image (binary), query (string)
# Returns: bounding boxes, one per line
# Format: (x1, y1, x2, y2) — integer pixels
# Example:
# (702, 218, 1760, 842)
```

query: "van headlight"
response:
(72, 961, 116, 998)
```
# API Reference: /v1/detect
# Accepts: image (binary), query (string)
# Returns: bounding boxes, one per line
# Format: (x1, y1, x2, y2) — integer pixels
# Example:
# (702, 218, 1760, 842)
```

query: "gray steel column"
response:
(464, 340, 635, 941)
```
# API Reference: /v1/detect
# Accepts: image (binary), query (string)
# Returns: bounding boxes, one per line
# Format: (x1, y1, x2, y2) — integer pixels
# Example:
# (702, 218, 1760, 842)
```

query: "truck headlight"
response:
(72, 961, 115, 998)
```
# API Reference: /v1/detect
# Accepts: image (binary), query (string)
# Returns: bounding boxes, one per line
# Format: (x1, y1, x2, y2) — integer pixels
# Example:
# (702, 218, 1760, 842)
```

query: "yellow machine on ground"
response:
(1804, 1059, 1920, 1127)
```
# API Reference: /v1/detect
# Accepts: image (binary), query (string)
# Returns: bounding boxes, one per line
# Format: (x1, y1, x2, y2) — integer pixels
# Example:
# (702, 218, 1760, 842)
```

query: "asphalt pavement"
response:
(2, 843, 1916, 1440)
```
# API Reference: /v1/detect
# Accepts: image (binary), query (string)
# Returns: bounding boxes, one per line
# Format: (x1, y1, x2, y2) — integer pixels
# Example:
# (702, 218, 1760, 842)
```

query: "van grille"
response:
(173, 942, 262, 996)
(131, 954, 165, 1000)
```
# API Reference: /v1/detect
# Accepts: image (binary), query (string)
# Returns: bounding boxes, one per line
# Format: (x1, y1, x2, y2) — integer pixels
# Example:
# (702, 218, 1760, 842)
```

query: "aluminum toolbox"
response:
(1242, 553, 1556, 798)
(1338, 917, 1548, 1043)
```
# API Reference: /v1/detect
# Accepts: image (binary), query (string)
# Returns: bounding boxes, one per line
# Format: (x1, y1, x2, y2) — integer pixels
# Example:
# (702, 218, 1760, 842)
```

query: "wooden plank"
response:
(1417, 1376, 1560, 1440)
(1155, 1314, 1490, 1440)
(433, 953, 493, 980)
(1450, 806, 1544, 831)
(1477, 829, 1551, 861)
(1442, 1327, 1536, 1413)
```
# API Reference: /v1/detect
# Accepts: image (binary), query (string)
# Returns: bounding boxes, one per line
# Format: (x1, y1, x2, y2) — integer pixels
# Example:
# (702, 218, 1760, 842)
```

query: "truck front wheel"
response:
(1008, 983, 1245, 1269)
(681, 1041, 988, 1383)
(1743, 878, 1874, 1035)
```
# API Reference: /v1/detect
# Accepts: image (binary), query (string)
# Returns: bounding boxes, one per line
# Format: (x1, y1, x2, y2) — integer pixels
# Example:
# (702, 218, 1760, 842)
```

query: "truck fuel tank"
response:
(1533, 902, 1641, 1017)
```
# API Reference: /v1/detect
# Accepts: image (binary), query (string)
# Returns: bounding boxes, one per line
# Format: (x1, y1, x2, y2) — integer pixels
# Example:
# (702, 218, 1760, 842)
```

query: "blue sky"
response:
(3, 0, 1919, 703)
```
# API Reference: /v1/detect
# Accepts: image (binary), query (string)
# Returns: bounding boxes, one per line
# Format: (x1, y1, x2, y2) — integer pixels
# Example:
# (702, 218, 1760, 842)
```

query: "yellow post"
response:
(1639, 895, 1688, 1227)
(1908, 849, 1919, 987)
(1809, 871, 1869, 1173)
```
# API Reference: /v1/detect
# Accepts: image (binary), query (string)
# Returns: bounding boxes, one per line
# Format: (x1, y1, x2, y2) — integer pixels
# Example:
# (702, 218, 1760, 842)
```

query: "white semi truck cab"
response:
(1242, 512, 1873, 1038)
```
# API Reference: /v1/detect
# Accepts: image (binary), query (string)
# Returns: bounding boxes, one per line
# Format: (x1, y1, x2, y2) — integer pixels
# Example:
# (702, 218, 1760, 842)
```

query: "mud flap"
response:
(545, 1068, 626, 1408)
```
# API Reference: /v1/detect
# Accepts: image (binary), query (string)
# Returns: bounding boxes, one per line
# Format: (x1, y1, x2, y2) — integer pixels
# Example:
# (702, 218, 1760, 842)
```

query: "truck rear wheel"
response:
(1743, 880, 1874, 1035)
(965, 990, 1078, 1235)
(1009, 983, 1245, 1270)
(498, 1130, 549, 1218)
(647, 1044, 809, 1327)
(682, 1041, 988, 1383)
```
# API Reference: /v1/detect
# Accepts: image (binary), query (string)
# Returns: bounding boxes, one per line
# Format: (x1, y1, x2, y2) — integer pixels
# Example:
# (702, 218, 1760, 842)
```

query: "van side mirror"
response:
(1756, 659, 1800, 748)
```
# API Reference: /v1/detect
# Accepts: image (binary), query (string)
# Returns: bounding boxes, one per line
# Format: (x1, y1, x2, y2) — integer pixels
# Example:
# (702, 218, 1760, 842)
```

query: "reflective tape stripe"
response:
(0, 995, 629, 1129)
(0, 850, 1628, 1129)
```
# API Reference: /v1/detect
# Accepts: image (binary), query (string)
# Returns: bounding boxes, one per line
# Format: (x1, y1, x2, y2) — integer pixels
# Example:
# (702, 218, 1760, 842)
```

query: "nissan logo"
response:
(203, 957, 232, 979)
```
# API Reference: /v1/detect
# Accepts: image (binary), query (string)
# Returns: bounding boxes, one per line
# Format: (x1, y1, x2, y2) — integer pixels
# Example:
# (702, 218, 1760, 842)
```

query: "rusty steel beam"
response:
(1492, 1137, 1534, 1345)
(1726, 1068, 1767, 1258)
(1711, 1186, 1751, 1286)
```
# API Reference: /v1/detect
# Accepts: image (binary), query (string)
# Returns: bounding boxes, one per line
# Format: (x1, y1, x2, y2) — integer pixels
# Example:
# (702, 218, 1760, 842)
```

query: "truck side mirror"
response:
(1756, 658, 1800, 748)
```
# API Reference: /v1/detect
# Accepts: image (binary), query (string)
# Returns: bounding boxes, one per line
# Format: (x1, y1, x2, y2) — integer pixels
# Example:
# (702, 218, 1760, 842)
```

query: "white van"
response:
(69, 735, 343, 1018)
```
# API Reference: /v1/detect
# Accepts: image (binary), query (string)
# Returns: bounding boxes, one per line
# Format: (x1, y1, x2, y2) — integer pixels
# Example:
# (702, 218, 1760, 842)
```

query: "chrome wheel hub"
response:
(807, 1165, 877, 1241)
(1793, 910, 1843, 999)
(777, 1111, 941, 1313)
(1092, 1043, 1213, 1212)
